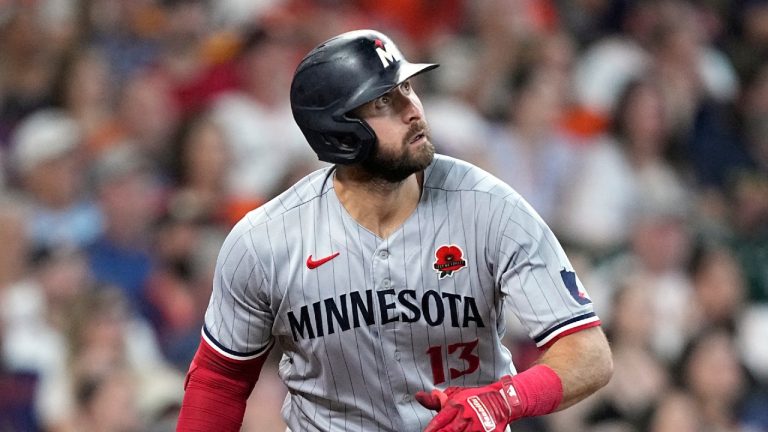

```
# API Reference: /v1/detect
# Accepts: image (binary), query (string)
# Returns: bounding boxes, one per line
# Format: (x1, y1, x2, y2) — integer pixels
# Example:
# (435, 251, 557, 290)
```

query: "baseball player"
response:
(177, 29, 612, 432)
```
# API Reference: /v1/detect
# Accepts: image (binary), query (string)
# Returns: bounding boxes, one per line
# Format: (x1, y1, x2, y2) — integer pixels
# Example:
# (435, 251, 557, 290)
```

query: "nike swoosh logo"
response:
(306, 252, 340, 269)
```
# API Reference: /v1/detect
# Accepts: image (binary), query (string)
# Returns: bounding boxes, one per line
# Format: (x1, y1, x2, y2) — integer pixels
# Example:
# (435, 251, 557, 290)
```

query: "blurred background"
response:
(0, 0, 767, 431)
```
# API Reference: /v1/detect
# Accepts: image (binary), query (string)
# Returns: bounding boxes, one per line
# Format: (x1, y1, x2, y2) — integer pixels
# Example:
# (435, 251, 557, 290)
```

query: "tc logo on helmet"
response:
(374, 39, 402, 68)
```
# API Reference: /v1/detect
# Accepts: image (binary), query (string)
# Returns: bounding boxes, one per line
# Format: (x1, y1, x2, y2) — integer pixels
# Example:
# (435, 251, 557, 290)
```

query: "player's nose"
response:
(399, 92, 423, 124)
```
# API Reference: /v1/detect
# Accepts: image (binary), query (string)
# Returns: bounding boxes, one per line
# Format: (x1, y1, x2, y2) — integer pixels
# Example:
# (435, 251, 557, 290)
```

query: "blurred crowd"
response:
(0, 0, 766, 431)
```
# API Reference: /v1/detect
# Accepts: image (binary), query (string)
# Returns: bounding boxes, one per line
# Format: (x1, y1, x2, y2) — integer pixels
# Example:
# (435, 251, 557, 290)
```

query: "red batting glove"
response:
(415, 375, 520, 432)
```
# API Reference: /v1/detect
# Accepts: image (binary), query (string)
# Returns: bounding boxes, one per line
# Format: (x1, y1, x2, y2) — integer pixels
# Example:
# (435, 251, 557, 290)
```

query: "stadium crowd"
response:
(0, 0, 767, 431)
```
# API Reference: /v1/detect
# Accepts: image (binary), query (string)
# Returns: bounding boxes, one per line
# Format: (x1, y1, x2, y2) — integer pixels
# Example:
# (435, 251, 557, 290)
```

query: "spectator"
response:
(482, 65, 579, 224)
(50, 47, 120, 163)
(156, 0, 241, 117)
(0, 195, 38, 431)
(558, 78, 689, 254)
(593, 201, 696, 362)
(209, 27, 321, 203)
(145, 208, 228, 370)
(649, 1, 739, 160)
(726, 0, 768, 83)
(688, 246, 747, 332)
(165, 112, 257, 227)
(86, 0, 164, 84)
(569, 1, 657, 125)
(9, 109, 103, 251)
(1, 246, 91, 432)
(44, 287, 184, 432)
(114, 71, 179, 167)
(0, 331, 39, 432)
(649, 391, 702, 432)
(673, 327, 765, 432)
(549, 276, 670, 432)
(0, 7, 60, 144)
(72, 368, 141, 432)
(86, 144, 162, 317)
(727, 172, 768, 304)
(419, 32, 491, 167)
(0, 194, 31, 289)
(739, 62, 768, 174)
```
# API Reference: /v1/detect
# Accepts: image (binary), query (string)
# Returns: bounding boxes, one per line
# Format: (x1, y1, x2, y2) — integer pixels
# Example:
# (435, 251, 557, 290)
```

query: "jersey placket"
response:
(371, 238, 421, 428)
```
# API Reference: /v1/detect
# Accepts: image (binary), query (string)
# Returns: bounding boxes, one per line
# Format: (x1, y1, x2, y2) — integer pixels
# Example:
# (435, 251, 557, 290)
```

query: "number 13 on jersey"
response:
(426, 339, 480, 385)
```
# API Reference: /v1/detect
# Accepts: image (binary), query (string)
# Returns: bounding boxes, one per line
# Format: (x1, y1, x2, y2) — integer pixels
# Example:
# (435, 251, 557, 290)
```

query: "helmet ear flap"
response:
(334, 134, 358, 152)
(320, 120, 376, 164)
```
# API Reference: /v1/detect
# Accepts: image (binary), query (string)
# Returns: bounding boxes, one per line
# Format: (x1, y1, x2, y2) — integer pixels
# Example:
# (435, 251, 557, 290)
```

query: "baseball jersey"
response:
(202, 154, 600, 432)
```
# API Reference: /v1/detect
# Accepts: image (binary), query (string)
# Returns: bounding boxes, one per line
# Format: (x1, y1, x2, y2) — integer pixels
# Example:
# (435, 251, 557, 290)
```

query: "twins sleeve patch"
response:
(560, 269, 592, 305)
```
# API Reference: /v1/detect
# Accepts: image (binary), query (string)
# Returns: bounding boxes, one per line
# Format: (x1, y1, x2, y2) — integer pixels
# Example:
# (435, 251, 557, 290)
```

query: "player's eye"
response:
(400, 81, 412, 94)
(374, 93, 392, 109)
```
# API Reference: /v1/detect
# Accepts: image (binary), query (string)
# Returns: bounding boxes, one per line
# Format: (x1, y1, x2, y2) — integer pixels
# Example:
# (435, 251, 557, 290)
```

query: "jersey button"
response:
(382, 279, 391, 288)
(379, 250, 389, 259)
(393, 351, 401, 361)
(402, 394, 412, 402)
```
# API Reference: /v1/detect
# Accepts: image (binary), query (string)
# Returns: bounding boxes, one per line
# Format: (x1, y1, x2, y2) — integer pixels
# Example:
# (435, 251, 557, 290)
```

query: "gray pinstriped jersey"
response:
(203, 154, 600, 432)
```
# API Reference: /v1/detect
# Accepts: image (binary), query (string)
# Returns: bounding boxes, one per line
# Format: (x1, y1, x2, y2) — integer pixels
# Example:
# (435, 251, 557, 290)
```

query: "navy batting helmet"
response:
(290, 30, 438, 164)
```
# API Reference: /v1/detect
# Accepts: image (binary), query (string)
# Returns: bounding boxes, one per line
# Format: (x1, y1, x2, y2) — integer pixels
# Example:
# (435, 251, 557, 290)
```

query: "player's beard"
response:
(362, 121, 435, 183)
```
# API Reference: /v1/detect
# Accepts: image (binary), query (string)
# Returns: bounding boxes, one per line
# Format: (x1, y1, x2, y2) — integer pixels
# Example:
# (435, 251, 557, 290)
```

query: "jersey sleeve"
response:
(202, 221, 275, 360)
(495, 196, 601, 349)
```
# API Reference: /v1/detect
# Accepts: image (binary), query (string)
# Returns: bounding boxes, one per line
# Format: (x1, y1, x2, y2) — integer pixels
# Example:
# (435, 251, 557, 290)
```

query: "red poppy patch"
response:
(433, 244, 467, 279)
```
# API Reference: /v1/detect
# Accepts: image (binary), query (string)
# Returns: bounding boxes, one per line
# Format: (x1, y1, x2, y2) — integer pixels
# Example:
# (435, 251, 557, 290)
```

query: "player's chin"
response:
(412, 139, 435, 165)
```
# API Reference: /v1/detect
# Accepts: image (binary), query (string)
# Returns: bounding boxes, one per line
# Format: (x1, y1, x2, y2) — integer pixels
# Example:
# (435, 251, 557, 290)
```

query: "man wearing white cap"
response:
(10, 109, 103, 251)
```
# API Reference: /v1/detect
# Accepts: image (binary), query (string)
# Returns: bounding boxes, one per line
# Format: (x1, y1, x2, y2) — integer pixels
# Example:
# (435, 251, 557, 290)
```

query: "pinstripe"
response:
(470, 174, 490, 191)
(516, 204, 582, 311)
(338, 196, 377, 431)
(275, 212, 306, 405)
(399, 224, 427, 431)
(211, 234, 246, 336)
(414, 194, 435, 372)
(222, 250, 247, 347)
(296, 206, 327, 428)
(238, 265, 257, 351)
(320, 188, 345, 428)
(371, 236, 397, 427)
(502, 217, 566, 315)
(426, 186, 451, 379)
(441, 188, 467, 386)
(459, 190, 495, 376)
(357, 223, 396, 430)
(495, 201, 517, 275)
(436, 159, 456, 189)
(455, 164, 472, 189)
(497, 248, 536, 335)
(503, 235, 556, 325)
(413, 196, 438, 428)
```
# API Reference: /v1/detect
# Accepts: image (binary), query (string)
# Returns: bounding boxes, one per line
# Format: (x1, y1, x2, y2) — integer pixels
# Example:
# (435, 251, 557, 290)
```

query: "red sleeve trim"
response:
(538, 320, 602, 350)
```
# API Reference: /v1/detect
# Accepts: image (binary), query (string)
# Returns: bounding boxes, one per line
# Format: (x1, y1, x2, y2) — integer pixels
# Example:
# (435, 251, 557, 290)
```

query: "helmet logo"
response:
(374, 39, 402, 68)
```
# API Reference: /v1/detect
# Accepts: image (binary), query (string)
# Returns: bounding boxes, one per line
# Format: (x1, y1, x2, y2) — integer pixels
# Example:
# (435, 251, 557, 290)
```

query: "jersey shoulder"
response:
(241, 166, 334, 228)
(425, 154, 522, 204)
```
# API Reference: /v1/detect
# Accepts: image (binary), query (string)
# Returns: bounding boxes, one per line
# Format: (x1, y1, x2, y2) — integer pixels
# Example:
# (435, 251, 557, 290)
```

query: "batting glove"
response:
(415, 375, 520, 432)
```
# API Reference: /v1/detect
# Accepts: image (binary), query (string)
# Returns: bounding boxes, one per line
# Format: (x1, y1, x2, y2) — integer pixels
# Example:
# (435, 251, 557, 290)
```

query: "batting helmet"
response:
(290, 29, 438, 164)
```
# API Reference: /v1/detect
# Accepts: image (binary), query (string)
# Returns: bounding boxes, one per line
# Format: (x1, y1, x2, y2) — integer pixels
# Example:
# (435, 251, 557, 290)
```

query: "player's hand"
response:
(415, 376, 521, 432)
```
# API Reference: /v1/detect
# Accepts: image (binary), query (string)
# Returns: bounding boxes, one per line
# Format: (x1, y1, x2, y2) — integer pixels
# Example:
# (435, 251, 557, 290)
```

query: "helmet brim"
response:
(342, 61, 439, 116)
